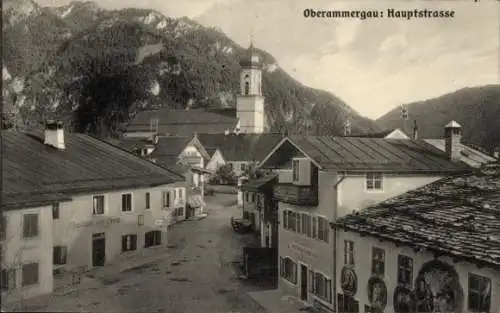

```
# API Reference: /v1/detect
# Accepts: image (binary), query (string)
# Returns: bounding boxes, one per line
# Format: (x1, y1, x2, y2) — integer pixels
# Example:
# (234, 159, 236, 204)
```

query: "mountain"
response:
(2, 0, 379, 136)
(376, 85, 500, 153)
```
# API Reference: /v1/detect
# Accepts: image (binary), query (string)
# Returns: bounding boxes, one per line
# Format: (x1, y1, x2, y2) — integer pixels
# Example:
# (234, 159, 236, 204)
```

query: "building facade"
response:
(258, 134, 471, 310)
(1, 124, 185, 302)
(333, 163, 500, 313)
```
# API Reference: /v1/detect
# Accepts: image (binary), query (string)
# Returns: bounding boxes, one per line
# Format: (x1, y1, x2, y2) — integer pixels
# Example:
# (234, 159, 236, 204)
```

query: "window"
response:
(227, 163, 233, 171)
(122, 234, 137, 252)
(23, 214, 38, 238)
(174, 207, 184, 217)
(292, 159, 300, 181)
(468, 274, 491, 312)
(145, 192, 150, 209)
(312, 216, 317, 239)
(251, 193, 255, 203)
(22, 262, 39, 286)
(53, 246, 67, 265)
(371, 247, 385, 275)
(1, 268, 16, 290)
(366, 173, 383, 190)
(162, 191, 171, 208)
(397, 255, 413, 286)
(311, 272, 332, 303)
(0, 216, 6, 241)
(241, 163, 246, 171)
(121, 194, 132, 212)
(317, 217, 329, 242)
(52, 203, 59, 219)
(301, 213, 312, 237)
(138, 214, 144, 226)
(338, 294, 359, 313)
(244, 76, 250, 95)
(245, 192, 249, 202)
(144, 231, 161, 247)
(279, 257, 297, 284)
(344, 240, 354, 266)
(178, 189, 183, 200)
(93, 195, 105, 215)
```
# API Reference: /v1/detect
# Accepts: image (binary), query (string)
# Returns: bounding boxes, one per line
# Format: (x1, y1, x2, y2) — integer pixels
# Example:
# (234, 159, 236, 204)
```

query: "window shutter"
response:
(53, 247, 58, 264)
(309, 270, 314, 293)
(122, 236, 127, 251)
(293, 263, 297, 284)
(131, 235, 137, 250)
(62, 246, 67, 264)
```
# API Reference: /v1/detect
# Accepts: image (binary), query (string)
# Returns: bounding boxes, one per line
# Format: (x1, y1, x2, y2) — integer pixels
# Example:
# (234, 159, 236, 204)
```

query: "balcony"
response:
(272, 184, 318, 206)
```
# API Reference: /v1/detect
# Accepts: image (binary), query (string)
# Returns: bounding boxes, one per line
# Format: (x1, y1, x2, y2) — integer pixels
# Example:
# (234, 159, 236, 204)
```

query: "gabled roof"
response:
(126, 108, 238, 137)
(260, 136, 472, 173)
(333, 163, 500, 269)
(241, 174, 278, 192)
(424, 139, 496, 168)
(197, 133, 283, 162)
(150, 136, 191, 157)
(1, 131, 184, 210)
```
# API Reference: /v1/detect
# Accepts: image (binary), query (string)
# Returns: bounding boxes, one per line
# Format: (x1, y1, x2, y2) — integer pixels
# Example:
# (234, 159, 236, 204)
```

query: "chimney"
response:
(44, 120, 65, 150)
(444, 120, 462, 161)
(412, 120, 419, 140)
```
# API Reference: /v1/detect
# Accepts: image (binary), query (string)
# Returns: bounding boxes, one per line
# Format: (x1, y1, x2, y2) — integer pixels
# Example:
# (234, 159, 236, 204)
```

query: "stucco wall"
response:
(278, 171, 338, 307)
(337, 230, 500, 313)
(336, 174, 442, 217)
(1, 205, 54, 302)
(53, 183, 185, 270)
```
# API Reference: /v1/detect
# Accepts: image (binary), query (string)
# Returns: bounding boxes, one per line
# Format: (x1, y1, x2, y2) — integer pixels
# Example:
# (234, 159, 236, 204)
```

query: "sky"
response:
(35, 0, 500, 119)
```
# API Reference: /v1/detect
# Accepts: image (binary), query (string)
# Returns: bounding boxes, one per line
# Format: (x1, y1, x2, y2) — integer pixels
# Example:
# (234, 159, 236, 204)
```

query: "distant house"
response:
(424, 121, 496, 168)
(351, 128, 410, 140)
(332, 162, 500, 313)
(258, 124, 472, 310)
(241, 174, 278, 248)
(148, 136, 210, 219)
(1, 122, 185, 302)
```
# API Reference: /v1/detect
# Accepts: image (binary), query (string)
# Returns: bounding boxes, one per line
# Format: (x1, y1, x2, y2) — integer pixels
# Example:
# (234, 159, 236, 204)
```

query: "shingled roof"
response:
(333, 163, 500, 270)
(197, 133, 283, 162)
(1, 131, 184, 210)
(126, 108, 238, 137)
(261, 136, 472, 173)
(241, 174, 278, 192)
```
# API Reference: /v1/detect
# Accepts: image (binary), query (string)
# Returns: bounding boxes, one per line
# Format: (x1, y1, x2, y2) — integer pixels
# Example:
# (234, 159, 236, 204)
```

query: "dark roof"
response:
(150, 136, 190, 157)
(105, 137, 155, 153)
(333, 163, 500, 269)
(126, 108, 238, 137)
(1, 131, 184, 210)
(265, 136, 471, 173)
(197, 133, 283, 162)
(241, 174, 278, 192)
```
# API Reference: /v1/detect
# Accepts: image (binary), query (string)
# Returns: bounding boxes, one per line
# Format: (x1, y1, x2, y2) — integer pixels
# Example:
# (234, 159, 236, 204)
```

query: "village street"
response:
(14, 194, 270, 313)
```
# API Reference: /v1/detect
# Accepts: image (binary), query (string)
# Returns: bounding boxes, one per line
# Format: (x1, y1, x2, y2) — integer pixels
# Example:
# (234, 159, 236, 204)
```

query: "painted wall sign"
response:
(393, 286, 414, 313)
(414, 260, 463, 313)
(288, 242, 316, 259)
(73, 217, 121, 228)
(367, 277, 387, 310)
(340, 267, 357, 296)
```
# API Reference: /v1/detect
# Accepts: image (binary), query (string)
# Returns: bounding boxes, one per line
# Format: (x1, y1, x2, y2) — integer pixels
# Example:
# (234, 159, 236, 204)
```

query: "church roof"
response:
(126, 108, 238, 137)
(239, 42, 261, 68)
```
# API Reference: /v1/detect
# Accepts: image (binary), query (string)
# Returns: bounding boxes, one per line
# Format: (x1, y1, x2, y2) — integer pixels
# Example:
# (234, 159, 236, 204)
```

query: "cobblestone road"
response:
(13, 195, 270, 313)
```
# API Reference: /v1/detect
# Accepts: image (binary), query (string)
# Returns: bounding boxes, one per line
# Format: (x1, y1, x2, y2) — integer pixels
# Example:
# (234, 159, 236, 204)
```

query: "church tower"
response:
(236, 40, 265, 134)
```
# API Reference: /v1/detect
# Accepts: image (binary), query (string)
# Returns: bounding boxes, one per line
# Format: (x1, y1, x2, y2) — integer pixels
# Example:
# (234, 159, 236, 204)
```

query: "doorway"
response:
(300, 264, 308, 301)
(92, 233, 106, 267)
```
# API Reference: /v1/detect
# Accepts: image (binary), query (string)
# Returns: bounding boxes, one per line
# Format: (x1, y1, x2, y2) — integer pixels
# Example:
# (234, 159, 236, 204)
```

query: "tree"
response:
(212, 164, 237, 185)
